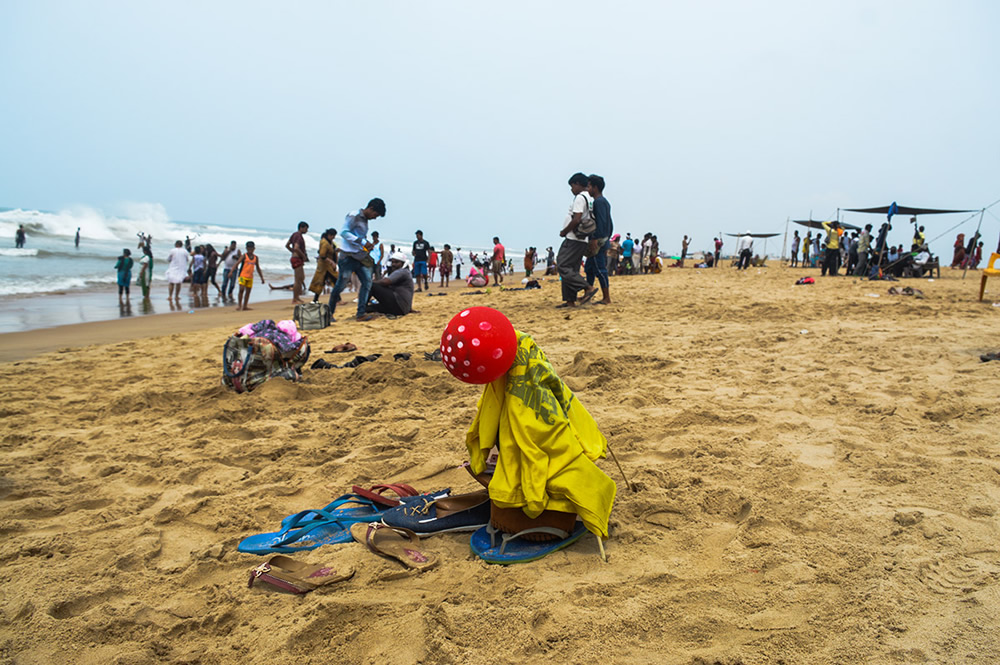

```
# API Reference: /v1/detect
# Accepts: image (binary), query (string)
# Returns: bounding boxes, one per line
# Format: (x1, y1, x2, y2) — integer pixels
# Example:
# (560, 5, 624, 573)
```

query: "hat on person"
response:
(390, 251, 407, 263)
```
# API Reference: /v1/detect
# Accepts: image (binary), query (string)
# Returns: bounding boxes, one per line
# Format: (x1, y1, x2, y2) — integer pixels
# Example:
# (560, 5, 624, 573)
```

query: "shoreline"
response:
(0, 275, 486, 362)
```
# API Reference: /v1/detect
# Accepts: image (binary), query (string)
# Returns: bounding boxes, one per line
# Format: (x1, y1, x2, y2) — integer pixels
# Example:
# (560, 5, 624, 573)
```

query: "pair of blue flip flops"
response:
(238, 489, 449, 555)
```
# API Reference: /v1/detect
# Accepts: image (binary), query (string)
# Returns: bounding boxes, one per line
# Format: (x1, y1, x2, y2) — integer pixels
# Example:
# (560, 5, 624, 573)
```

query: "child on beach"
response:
(235, 242, 265, 311)
(115, 249, 133, 303)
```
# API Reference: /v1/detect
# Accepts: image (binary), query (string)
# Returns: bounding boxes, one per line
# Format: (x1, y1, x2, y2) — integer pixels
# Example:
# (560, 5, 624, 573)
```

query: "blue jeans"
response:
(329, 254, 373, 318)
(221, 268, 236, 297)
(584, 239, 610, 290)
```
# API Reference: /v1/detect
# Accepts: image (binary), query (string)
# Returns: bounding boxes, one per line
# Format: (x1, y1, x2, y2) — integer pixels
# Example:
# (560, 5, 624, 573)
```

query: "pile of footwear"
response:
(239, 479, 591, 593)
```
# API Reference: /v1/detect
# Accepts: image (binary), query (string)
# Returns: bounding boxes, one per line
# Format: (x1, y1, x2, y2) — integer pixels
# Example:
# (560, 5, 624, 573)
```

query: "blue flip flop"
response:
(283, 488, 453, 527)
(470, 521, 588, 564)
(238, 509, 356, 555)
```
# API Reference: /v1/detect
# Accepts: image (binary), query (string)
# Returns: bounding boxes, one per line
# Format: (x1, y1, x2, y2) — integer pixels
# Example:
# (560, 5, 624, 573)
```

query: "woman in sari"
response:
(308, 228, 338, 303)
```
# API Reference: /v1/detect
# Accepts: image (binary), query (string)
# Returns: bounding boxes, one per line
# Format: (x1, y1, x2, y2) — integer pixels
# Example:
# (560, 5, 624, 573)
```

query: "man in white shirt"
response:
(454, 247, 464, 279)
(737, 231, 754, 270)
(556, 173, 599, 307)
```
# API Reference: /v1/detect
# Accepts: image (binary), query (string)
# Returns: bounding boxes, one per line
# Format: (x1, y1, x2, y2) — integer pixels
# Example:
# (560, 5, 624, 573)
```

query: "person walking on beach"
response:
(714, 236, 723, 267)
(454, 247, 463, 280)
(439, 244, 453, 287)
(204, 244, 221, 295)
(308, 228, 338, 303)
(491, 237, 505, 286)
(220, 241, 240, 301)
(820, 220, 841, 277)
(286, 221, 310, 304)
(428, 246, 438, 283)
(14, 225, 26, 248)
(190, 245, 209, 303)
(801, 232, 811, 268)
(75, 228, 81, 249)
(556, 172, 599, 307)
(328, 198, 386, 322)
(545, 246, 556, 275)
(115, 248, 133, 303)
(680, 235, 690, 267)
(524, 247, 535, 278)
(790, 231, 800, 267)
(412, 230, 430, 292)
(235, 241, 265, 311)
(165, 240, 189, 302)
(584, 174, 613, 304)
(737, 231, 753, 270)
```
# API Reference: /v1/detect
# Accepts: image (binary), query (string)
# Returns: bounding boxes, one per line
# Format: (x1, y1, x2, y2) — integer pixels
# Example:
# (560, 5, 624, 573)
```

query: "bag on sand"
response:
(222, 334, 311, 393)
(294, 302, 331, 330)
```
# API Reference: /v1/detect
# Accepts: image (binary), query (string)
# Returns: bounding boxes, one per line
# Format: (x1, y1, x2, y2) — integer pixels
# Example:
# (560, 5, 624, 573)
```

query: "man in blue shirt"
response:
(621, 234, 635, 275)
(328, 198, 386, 321)
(584, 174, 614, 304)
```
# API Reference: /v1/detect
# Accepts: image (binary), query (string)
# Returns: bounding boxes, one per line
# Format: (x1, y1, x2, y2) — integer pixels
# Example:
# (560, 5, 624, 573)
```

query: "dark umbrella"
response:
(794, 219, 860, 231)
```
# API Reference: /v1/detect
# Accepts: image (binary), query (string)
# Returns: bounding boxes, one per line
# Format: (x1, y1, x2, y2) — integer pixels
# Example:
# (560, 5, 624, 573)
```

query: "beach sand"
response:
(1, 266, 999, 664)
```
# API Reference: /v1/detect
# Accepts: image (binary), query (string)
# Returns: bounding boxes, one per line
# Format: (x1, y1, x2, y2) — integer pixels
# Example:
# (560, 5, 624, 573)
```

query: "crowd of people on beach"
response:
(781, 218, 956, 279)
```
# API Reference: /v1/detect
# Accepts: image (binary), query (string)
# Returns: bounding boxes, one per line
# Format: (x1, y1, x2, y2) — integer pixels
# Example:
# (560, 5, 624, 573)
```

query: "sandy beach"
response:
(1, 265, 999, 664)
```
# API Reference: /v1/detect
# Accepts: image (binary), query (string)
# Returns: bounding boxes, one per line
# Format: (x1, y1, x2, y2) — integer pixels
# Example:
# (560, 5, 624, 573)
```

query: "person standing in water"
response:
(136, 245, 153, 299)
(75, 228, 81, 248)
(115, 249, 134, 303)
(165, 240, 189, 302)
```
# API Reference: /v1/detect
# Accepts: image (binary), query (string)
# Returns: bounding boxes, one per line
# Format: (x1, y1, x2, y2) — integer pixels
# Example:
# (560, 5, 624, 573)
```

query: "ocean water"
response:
(0, 205, 523, 332)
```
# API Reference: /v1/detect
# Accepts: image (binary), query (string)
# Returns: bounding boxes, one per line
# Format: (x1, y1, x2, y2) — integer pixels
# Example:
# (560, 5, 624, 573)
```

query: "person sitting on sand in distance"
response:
(235, 241, 265, 311)
(366, 252, 414, 317)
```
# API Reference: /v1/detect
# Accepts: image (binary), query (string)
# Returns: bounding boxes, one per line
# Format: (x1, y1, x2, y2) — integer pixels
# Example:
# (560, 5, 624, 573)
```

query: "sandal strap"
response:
(362, 522, 420, 555)
(498, 527, 571, 555)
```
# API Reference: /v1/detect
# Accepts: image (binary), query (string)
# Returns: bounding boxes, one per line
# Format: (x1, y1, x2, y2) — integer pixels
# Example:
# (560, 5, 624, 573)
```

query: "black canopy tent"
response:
(841, 202, 975, 278)
(842, 205, 974, 217)
(794, 219, 861, 231)
(725, 232, 780, 258)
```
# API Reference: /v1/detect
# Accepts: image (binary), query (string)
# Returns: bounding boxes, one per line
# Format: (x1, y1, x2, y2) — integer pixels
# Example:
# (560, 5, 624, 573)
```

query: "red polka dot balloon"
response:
(440, 307, 517, 384)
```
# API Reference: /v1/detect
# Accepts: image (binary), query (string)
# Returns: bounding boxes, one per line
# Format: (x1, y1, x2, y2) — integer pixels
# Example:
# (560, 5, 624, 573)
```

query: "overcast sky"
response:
(2, 1, 997, 252)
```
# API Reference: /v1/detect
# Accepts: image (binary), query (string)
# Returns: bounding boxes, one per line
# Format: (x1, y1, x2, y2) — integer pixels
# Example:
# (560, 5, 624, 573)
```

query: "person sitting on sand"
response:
(365, 252, 414, 317)
(235, 241, 265, 311)
(440, 306, 616, 563)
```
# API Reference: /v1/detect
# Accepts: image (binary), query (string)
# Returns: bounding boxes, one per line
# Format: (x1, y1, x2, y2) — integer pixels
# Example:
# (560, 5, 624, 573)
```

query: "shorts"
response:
(413, 261, 428, 276)
(491, 260, 503, 273)
(238, 276, 253, 288)
(192, 269, 206, 284)
(291, 257, 304, 270)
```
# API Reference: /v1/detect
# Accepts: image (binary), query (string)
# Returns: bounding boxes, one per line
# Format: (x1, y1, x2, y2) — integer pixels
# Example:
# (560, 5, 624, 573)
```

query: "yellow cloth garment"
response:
(465, 332, 617, 538)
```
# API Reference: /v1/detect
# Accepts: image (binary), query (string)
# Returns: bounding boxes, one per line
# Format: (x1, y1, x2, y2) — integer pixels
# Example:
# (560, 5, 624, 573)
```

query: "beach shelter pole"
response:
(781, 217, 789, 261)
(961, 209, 985, 280)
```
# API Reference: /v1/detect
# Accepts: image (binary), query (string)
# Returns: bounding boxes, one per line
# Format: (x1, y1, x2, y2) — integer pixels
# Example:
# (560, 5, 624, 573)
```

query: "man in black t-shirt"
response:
(412, 230, 430, 291)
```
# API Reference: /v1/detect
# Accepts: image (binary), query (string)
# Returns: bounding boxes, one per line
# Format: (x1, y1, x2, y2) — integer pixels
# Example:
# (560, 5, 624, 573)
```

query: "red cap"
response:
(440, 307, 517, 384)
